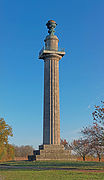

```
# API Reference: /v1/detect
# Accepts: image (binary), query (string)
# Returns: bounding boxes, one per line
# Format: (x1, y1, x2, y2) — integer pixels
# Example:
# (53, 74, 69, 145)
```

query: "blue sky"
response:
(0, 0, 104, 148)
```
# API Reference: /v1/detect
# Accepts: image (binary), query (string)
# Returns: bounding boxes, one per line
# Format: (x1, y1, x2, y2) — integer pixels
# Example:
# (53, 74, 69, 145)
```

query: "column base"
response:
(28, 144, 70, 161)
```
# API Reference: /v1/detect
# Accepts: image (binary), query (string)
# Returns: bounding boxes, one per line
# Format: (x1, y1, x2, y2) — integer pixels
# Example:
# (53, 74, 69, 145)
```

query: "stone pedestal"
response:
(28, 145, 70, 161)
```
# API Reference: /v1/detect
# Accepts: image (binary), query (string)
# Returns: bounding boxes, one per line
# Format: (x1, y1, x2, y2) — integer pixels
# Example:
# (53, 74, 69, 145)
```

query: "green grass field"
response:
(0, 161, 104, 180)
(0, 170, 104, 180)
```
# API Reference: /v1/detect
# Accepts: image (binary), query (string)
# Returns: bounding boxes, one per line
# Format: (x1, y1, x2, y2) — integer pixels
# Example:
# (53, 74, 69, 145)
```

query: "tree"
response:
(60, 138, 69, 149)
(14, 145, 34, 158)
(81, 123, 104, 161)
(92, 101, 104, 125)
(0, 118, 13, 145)
(0, 118, 14, 161)
(92, 101, 104, 145)
(71, 102, 104, 162)
(60, 138, 72, 151)
(71, 138, 90, 161)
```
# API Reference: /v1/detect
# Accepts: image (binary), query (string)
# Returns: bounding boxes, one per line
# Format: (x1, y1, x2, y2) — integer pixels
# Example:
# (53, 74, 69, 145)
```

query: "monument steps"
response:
(28, 144, 70, 161)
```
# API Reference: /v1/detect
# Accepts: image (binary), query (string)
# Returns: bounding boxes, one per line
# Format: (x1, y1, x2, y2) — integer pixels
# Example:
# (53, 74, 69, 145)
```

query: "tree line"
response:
(0, 118, 34, 161)
(0, 101, 104, 161)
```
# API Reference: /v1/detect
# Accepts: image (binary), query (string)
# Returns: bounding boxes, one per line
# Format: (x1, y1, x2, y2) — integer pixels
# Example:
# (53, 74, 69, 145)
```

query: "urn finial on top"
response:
(46, 20, 57, 35)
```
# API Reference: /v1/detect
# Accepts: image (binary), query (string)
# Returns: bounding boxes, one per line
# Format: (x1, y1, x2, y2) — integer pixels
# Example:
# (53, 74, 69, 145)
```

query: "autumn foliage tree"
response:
(71, 138, 90, 161)
(81, 124, 104, 161)
(69, 102, 104, 161)
(0, 118, 14, 161)
(60, 138, 69, 150)
(93, 101, 104, 124)
(80, 102, 104, 161)
(76, 102, 104, 162)
(92, 101, 104, 145)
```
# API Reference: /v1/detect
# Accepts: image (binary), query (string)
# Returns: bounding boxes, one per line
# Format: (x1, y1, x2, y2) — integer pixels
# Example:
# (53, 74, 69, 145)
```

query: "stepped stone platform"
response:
(28, 144, 70, 161)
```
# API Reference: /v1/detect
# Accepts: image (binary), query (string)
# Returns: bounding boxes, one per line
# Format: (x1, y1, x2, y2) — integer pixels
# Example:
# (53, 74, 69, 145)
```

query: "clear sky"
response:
(0, 0, 104, 149)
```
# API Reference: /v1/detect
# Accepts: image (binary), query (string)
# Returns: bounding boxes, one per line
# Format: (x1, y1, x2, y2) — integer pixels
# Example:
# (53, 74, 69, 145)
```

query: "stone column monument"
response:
(41, 20, 64, 145)
(28, 20, 70, 161)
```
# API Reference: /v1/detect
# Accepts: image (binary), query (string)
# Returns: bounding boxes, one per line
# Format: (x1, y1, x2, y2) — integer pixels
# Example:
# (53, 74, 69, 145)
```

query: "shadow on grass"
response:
(0, 161, 104, 170)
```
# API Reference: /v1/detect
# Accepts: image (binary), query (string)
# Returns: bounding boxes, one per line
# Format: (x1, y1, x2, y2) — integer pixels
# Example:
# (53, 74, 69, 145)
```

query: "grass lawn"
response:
(0, 170, 104, 180)
(0, 161, 104, 180)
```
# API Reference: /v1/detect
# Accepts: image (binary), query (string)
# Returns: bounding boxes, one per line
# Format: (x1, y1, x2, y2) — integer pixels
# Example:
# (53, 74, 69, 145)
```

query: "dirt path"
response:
(0, 165, 104, 173)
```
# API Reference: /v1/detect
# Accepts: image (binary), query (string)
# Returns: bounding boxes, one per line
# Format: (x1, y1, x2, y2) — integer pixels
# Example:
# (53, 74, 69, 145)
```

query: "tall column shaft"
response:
(43, 56, 60, 144)
(39, 20, 65, 146)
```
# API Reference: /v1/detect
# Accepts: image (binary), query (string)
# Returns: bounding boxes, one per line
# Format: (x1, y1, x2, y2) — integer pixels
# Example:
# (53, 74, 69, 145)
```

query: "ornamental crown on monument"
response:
(39, 20, 65, 59)
(46, 20, 57, 35)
